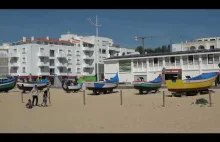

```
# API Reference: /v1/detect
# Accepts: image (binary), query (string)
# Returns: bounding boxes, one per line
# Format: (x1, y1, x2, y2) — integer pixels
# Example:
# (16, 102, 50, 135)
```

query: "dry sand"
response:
(0, 87, 220, 133)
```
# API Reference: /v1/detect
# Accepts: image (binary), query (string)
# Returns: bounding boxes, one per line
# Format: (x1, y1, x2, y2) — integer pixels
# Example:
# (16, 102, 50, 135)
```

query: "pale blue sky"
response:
(0, 9, 220, 49)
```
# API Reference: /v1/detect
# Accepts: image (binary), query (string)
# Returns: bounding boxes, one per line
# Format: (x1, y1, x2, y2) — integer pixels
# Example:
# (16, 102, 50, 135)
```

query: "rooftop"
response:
(12, 36, 94, 46)
(105, 48, 220, 60)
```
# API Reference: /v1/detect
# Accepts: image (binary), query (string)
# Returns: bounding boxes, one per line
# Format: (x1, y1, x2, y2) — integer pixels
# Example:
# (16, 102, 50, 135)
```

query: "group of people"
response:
(26, 85, 49, 109)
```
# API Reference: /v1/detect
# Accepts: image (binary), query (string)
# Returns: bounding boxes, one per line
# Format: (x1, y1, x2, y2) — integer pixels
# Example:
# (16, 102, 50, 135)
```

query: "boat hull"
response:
(166, 74, 218, 93)
(17, 83, 48, 91)
(134, 82, 162, 90)
(0, 77, 18, 92)
(86, 82, 118, 90)
(62, 84, 82, 93)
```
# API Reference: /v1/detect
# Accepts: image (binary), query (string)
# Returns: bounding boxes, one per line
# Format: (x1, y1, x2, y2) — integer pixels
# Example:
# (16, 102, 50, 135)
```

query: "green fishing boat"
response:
(133, 75, 163, 94)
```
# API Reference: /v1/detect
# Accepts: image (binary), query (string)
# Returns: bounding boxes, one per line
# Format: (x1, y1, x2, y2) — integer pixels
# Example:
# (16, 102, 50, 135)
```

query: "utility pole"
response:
(88, 15, 101, 81)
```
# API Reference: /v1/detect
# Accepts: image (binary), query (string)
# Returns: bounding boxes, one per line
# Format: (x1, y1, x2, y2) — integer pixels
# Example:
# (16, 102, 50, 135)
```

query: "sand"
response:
(0, 87, 220, 133)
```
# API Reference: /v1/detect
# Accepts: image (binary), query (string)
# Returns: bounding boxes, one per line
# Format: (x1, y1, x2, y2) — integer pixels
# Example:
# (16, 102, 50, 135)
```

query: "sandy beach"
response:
(0, 87, 220, 133)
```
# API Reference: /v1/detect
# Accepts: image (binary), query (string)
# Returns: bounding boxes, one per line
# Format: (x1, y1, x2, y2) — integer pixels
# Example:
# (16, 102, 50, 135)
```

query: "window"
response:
(170, 57, 175, 64)
(149, 59, 153, 67)
(154, 58, 158, 64)
(188, 55, 193, 65)
(138, 60, 142, 68)
(165, 57, 169, 66)
(210, 39, 215, 41)
(182, 56, 187, 65)
(50, 50, 55, 57)
(159, 58, 163, 66)
(40, 48, 44, 53)
(210, 45, 214, 50)
(143, 60, 147, 68)
(22, 57, 25, 63)
(60, 68, 63, 73)
(214, 54, 220, 64)
(175, 57, 180, 66)
(208, 54, 213, 64)
(22, 67, 25, 73)
(77, 68, 80, 72)
(68, 68, 71, 73)
(202, 55, 207, 64)
(22, 48, 25, 53)
(194, 55, 199, 65)
(133, 60, 137, 68)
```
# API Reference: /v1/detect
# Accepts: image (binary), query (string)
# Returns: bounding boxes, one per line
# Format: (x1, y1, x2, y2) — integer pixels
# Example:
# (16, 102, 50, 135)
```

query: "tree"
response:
(135, 46, 145, 54)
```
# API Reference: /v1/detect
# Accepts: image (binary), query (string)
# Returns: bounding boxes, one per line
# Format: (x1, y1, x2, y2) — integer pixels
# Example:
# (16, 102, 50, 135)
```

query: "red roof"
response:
(14, 37, 94, 46)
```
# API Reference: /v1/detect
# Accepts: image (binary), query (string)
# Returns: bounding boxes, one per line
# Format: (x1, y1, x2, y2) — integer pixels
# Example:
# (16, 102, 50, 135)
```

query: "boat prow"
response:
(0, 76, 18, 92)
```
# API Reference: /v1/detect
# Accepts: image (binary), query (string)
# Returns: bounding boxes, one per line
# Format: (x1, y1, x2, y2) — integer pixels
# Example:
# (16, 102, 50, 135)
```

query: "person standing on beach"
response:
(29, 85, 39, 106)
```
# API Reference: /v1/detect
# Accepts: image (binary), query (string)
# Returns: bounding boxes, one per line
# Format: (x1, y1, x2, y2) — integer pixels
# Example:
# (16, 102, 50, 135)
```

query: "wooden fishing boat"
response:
(166, 72, 219, 94)
(0, 76, 18, 92)
(133, 75, 163, 94)
(62, 79, 82, 93)
(17, 78, 49, 92)
(85, 73, 119, 95)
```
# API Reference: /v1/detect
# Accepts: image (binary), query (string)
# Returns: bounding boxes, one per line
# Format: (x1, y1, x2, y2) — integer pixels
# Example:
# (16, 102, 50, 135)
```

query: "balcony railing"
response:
(38, 52, 49, 57)
(82, 47, 94, 51)
(10, 62, 19, 67)
(56, 62, 67, 67)
(83, 55, 94, 59)
(83, 64, 94, 68)
(56, 53, 66, 58)
(38, 62, 50, 66)
(10, 52, 19, 58)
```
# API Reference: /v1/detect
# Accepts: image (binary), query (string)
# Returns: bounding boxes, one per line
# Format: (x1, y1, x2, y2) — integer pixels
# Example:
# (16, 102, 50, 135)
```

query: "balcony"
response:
(67, 52, 72, 56)
(56, 62, 67, 67)
(10, 52, 19, 58)
(38, 62, 50, 66)
(10, 62, 19, 67)
(82, 47, 94, 51)
(38, 52, 49, 57)
(56, 53, 66, 58)
(83, 55, 94, 60)
(83, 64, 94, 68)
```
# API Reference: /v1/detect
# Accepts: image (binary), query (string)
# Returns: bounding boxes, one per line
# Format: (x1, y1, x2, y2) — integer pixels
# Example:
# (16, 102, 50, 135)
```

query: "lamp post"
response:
(88, 15, 101, 81)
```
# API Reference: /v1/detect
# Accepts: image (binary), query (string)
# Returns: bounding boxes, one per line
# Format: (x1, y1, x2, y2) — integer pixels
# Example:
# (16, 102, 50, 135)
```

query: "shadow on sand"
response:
(87, 90, 119, 96)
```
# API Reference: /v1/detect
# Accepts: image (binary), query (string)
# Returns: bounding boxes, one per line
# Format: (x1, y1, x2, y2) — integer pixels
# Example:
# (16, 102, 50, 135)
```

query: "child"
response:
(41, 90, 48, 107)
(26, 99, 33, 109)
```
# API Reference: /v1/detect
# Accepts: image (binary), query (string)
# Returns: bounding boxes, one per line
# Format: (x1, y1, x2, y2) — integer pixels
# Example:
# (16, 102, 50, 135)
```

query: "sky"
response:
(0, 9, 220, 49)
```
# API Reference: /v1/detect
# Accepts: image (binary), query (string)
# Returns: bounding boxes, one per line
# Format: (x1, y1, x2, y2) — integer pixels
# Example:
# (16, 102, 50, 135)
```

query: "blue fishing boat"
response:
(86, 73, 119, 95)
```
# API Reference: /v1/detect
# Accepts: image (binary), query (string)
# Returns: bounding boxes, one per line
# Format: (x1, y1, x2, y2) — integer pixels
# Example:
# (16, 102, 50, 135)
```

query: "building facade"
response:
(103, 49, 220, 83)
(8, 33, 135, 80)
(0, 43, 9, 76)
(59, 33, 135, 79)
(172, 37, 220, 52)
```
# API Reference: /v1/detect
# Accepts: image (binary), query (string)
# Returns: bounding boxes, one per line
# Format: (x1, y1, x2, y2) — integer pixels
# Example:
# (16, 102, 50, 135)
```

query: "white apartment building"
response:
(103, 49, 220, 83)
(8, 33, 135, 81)
(59, 33, 135, 79)
(172, 37, 220, 52)
(0, 43, 9, 76)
